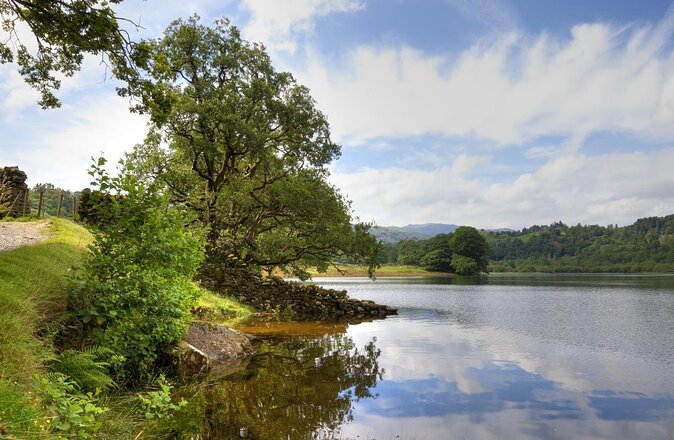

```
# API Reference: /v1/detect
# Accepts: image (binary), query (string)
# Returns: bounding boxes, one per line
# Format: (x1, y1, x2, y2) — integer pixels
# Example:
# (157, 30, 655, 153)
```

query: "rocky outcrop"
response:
(174, 322, 254, 376)
(0, 166, 28, 218)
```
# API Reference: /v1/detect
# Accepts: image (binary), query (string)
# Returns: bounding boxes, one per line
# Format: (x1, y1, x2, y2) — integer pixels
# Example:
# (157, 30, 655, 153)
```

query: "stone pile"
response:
(234, 279, 398, 320)
(0, 166, 28, 218)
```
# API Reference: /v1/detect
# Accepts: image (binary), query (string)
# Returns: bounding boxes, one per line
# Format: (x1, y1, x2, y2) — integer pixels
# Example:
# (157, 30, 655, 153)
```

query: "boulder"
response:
(175, 322, 255, 377)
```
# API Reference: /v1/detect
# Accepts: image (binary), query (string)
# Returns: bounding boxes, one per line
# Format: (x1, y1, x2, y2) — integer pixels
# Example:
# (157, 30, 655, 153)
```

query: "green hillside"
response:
(486, 215, 674, 272)
(370, 226, 430, 244)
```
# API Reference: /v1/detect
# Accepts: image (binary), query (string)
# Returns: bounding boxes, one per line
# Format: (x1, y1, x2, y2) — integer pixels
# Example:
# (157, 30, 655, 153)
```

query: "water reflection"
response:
(198, 332, 382, 439)
(178, 276, 674, 439)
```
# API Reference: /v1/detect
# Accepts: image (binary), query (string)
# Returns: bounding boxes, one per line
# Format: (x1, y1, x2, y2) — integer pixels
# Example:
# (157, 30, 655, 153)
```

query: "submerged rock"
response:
(175, 322, 254, 376)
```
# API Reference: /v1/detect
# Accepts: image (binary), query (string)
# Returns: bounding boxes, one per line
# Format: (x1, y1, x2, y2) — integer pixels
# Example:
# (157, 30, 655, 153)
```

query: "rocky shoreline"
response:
(234, 281, 398, 320)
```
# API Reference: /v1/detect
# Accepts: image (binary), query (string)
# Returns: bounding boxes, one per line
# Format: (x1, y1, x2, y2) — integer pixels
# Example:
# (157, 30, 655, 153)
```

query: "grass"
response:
(308, 263, 448, 277)
(194, 286, 255, 325)
(0, 218, 91, 437)
(0, 218, 259, 438)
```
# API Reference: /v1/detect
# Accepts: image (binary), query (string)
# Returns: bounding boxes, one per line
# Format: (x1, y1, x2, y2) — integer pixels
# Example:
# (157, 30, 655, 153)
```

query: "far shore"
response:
(308, 264, 452, 278)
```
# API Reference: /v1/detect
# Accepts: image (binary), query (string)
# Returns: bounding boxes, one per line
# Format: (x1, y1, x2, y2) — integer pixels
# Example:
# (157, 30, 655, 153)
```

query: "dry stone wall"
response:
(0, 166, 28, 218)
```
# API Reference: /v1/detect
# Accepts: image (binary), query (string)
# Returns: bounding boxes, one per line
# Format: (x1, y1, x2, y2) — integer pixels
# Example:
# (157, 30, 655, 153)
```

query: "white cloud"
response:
(0, 67, 41, 118)
(241, 0, 363, 52)
(297, 7, 674, 145)
(1, 95, 148, 190)
(331, 148, 674, 228)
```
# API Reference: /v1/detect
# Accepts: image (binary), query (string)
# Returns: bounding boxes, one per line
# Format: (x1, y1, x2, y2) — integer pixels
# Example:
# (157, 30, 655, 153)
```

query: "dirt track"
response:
(0, 221, 48, 252)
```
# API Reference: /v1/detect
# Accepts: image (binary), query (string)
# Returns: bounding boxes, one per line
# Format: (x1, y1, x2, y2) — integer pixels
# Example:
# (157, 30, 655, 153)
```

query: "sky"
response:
(2, 0, 674, 229)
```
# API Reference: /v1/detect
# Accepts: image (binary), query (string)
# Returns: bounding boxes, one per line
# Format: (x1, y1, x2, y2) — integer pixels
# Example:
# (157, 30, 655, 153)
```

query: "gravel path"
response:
(0, 221, 49, 252)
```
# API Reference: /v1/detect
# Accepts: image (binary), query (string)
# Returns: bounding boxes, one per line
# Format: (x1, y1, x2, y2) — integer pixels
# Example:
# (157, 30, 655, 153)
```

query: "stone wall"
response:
(201, 266, 397, 321)
(233, 280, 398, 320)
(0, 166, 28, 218)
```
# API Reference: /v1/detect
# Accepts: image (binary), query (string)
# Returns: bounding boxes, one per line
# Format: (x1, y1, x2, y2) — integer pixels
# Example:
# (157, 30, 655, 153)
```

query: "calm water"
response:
(202, 275, 674, 439)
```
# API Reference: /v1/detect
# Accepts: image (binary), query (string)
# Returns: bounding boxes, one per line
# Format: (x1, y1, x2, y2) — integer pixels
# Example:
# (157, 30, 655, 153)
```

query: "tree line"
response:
(486, 215, 674, 272)
(379, 215, 674, 274)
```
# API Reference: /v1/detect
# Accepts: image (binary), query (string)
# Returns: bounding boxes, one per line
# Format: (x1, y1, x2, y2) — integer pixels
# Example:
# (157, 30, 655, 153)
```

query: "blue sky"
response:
(2, 0, 674, 228)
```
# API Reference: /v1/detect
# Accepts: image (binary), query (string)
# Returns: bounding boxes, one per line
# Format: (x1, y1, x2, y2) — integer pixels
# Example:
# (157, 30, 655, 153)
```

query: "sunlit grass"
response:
(0, 218, 90, 437)
(309, 263, 448, 277)
(194, 285, 255, 325)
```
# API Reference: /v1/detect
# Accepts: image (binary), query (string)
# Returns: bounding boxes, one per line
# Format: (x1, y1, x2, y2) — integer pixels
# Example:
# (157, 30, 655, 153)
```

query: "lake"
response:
(200, 274, 674, 439)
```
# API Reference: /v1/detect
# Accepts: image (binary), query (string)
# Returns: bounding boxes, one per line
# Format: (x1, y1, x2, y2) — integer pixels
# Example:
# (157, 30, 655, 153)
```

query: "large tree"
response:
(0, 0, 132, 108)
(450, 226, 490, 274)
(122, 16, 379, 279)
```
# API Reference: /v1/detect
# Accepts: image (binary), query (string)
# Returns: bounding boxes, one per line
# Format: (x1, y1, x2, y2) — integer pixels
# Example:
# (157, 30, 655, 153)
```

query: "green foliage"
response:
(450, 226, 490, 273)
(0, 0, 131, 108)
(137, 375, 187, 420)
(28, 183, 80, 218)
(39, 373, 109, 439)
(487, 216, 674, 272)
(50, 348, 115, 392)
(380, 228, 490, 275)
(0, 219, 89, 402)
(121, 16, 379, 280)
(451, 254, 479, 275)
(419, 248, 452, 272)
(67, 158, 205, 384)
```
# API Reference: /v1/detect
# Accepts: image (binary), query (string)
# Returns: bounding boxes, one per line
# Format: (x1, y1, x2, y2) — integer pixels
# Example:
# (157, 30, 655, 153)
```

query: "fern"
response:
(50, 347, 115, 391)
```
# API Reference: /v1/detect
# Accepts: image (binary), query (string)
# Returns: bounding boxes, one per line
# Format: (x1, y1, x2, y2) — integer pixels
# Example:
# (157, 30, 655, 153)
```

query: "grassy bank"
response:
(0, 219, 91, 437)
(309, 264, 447, 277)
(0, 219, 253, 438)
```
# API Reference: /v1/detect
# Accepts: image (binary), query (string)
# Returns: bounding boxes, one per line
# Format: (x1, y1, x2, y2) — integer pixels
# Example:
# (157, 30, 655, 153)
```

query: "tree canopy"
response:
(0, 0, 132, 108)
(122, 16, 379, 279)
(379, 226, 490, 275)
(487, 216, 674, 273)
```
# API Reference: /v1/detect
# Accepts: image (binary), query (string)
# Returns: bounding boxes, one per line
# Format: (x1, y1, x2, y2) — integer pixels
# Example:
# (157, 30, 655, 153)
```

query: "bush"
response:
(451, 254, 479, 275)
(137, 375, 186, 420)
(39, 373, 108, 439)
(67, 158, 204, 384)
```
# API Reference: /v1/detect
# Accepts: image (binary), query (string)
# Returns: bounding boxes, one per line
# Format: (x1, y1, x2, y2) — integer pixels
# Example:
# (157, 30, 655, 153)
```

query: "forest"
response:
(379, 215, 674, 273)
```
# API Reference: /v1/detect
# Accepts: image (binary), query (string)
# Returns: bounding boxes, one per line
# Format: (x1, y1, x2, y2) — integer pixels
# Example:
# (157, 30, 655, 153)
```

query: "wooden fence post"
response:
(56, 192, 64, 217)
(22, 189, 30, 217)
(37, 190, 44, 218)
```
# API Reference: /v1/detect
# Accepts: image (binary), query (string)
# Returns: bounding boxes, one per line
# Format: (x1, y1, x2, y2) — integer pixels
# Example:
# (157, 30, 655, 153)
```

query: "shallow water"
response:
(205, 274, 674, 439)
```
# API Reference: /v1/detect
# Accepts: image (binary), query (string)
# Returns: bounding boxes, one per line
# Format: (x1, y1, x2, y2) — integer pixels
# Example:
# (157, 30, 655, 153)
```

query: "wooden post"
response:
(22, 189, 30, 217)
(37, 190, 44, 218)
(56, 192, 64, 217)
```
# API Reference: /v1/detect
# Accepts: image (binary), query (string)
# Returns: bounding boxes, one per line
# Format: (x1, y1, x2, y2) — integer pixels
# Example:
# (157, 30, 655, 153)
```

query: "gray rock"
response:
(176, 322, 255, 376)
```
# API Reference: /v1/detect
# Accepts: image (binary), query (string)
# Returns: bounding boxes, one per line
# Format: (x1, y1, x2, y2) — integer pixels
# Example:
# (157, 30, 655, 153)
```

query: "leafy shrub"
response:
(39, 373, 108, 439)
(68, 158, 204, 384)
(138, 375, 187, 420)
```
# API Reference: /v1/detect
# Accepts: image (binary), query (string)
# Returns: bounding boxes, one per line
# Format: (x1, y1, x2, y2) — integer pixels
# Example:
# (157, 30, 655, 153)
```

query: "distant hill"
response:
(370, 226, 430, 244)
(372, 223, 514, 244)
(401, 223, 460, 236)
